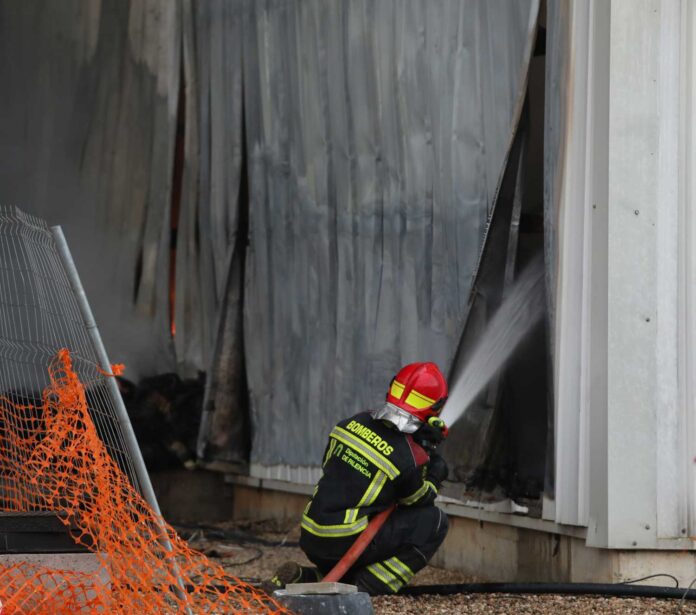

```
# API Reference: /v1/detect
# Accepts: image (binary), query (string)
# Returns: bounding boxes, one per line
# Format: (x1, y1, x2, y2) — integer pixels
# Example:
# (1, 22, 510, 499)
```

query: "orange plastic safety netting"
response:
(0, 349, 288, 614)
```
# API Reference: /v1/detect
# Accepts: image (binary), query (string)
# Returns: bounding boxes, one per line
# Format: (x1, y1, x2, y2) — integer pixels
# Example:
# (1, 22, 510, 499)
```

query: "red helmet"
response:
(386, 362, 448, 423)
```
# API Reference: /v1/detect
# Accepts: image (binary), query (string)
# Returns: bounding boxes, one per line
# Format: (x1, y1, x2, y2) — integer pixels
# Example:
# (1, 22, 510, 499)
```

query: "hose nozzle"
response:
(426, 416, 449, 439)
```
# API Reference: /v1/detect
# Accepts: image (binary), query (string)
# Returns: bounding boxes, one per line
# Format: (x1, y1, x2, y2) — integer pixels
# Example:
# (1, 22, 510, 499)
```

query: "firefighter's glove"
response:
(426, 453, 449, 489)
(414, 417, 448, 453)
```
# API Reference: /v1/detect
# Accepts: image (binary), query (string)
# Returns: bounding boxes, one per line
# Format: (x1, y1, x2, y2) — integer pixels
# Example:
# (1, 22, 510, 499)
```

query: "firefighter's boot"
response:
(261, 561, 321, 594)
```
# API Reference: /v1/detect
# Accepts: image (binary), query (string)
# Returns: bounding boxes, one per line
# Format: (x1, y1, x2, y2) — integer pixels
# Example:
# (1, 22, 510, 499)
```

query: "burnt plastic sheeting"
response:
(0, 0, 540, 473)
(181, 0, 249, 463)
(0, 1, 181, 379)
(0, 1, 246, 383)
(241, 0, 539, 471)
(177, 0, 246, 378)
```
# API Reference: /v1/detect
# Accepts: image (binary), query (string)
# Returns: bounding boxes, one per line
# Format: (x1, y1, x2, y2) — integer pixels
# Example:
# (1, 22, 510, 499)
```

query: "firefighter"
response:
(268, 362, 450, 595)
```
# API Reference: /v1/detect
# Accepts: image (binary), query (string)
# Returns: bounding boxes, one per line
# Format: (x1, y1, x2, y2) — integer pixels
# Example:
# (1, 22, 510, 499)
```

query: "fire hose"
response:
(322, 504, 396, 583)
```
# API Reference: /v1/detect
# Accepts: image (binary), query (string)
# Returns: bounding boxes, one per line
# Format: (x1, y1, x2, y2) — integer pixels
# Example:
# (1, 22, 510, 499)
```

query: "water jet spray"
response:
(441, 258, 545, 428)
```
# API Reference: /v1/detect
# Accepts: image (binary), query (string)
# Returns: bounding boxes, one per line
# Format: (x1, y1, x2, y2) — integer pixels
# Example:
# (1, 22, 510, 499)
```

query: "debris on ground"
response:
(119, 373, 204, 470)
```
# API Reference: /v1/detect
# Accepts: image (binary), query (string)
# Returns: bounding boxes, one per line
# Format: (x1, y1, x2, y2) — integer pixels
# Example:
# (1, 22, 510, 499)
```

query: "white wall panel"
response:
(547, 0, 606, 528)
(552, 0, 592, 527)
(605, 0, 660, 548)
(655, 0, 684, 540)
(549, 0, 696, 548)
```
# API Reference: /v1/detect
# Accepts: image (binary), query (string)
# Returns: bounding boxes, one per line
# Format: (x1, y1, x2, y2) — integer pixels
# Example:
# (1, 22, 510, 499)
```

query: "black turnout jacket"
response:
(301, 411, 438, 540)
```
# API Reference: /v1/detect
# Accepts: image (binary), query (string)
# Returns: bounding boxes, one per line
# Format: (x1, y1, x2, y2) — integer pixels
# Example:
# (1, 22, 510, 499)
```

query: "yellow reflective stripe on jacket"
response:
(344, 472, 389, 524)
(344, 508, 358, 524)
(384, 557, 414, 584)
(399, 479, 437, 505)
(301, 513, 368, 538)
(331, 427, 399, 479)
(366, 562, 403, 592)
(323, 439, 336, 467)
(357, 471, 388, 508)
(304, 483, 320, 515)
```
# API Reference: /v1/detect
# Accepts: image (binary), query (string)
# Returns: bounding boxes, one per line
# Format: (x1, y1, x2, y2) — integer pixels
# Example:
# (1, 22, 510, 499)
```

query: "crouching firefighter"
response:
(268, 362, 450, 595)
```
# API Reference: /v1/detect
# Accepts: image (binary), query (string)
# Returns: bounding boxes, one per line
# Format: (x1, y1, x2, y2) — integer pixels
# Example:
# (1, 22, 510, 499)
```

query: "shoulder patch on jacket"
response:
(405, 435, 429, 467)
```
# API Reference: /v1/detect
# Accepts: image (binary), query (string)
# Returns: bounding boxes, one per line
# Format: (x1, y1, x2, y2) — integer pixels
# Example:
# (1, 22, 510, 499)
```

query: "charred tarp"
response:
(240, 0, 540, 478)
(0, 1, 541, 486)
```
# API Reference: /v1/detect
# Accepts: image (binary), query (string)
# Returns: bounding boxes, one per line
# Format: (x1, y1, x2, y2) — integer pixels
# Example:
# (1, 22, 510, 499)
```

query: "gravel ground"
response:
(373, 594, 690, 614)
(178, 519, 695, 614)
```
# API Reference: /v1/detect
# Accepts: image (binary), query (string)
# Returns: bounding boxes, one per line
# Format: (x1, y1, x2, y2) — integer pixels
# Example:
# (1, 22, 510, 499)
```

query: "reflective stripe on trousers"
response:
(365, 556, 415, 593)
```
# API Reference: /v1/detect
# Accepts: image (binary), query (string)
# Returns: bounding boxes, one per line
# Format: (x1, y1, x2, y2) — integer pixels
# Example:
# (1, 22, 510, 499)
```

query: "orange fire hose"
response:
(322, 504, 396, 583)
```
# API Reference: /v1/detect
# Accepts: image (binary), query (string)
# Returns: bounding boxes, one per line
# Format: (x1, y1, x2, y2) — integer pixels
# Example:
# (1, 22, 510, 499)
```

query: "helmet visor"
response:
(370, 403, 423, 434)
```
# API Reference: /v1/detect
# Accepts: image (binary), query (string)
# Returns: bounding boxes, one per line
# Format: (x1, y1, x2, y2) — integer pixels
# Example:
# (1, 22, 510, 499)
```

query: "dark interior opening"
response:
(169, 62, 187, 338)
(443, 9, 549, 516)
(234, 87, 252, 463)
(495, 9, 549, 508)
(196, 76, 252, 466)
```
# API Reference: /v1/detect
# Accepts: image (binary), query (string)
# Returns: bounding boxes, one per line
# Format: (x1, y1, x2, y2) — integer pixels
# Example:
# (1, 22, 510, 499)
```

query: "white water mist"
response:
(441, 258, 545, 426)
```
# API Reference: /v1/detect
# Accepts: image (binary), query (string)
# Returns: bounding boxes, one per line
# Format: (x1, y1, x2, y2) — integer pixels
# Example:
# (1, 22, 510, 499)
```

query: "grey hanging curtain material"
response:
(0, 0, 540, 481)
(176, 0, 245, 378)
(0, 1, 181, 378)
(0, 0, 245, 381)
(241, 0, 540, 474)
(179, 0, 249, 464)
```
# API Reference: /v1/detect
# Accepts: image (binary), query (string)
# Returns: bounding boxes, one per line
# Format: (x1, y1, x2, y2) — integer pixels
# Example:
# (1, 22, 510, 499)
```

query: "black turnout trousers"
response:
(300, 504, 448, 595)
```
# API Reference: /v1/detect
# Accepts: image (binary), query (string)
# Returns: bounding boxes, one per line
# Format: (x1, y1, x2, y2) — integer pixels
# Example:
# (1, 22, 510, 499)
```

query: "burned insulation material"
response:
(0, 1, 182, 378)
(120, 372, 204, 471)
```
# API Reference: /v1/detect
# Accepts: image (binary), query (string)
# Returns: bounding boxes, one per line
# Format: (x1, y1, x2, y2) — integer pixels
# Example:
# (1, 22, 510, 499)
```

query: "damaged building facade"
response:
(1, 0, 696, 583)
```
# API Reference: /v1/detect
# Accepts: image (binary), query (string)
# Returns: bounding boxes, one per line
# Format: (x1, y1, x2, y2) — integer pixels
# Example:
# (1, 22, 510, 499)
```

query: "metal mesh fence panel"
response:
(0, 206, 286, 613)
(0, 206, 140, 496)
